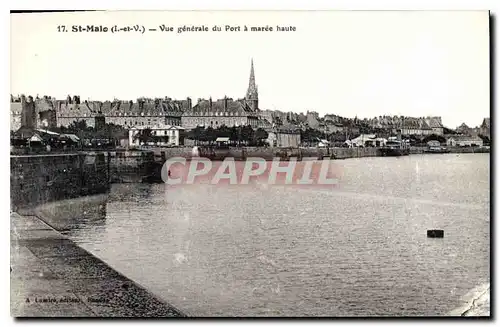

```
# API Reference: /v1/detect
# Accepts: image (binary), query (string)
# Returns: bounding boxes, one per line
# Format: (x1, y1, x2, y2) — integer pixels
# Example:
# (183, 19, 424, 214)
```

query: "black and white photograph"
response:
(9, 9, 491, 318)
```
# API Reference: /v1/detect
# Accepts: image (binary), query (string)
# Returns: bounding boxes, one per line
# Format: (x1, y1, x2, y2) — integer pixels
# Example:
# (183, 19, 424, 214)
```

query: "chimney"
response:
(209, 97, 212, 110)
(224, 96, 228, 111)
(187, 97, 192, 110)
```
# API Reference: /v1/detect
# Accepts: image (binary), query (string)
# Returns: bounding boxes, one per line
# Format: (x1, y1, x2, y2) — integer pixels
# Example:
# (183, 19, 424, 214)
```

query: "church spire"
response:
(246, 58, 258, 101)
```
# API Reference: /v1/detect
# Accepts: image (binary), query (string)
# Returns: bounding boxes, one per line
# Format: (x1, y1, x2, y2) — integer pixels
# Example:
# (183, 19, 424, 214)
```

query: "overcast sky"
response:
(11, 11, 489, 128)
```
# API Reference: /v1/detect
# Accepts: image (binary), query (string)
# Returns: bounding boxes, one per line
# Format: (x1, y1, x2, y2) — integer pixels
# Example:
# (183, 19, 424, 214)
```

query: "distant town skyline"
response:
(11, 11, 489, 128)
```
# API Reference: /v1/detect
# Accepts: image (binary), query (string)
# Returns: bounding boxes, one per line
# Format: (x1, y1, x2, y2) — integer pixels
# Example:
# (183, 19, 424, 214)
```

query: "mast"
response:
(398, 117, 403, 148)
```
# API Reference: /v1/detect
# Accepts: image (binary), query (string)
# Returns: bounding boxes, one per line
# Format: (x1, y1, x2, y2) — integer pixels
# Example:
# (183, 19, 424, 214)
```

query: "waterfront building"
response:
(19, 95, 36, 129)
(446, 135, 483, 147)
(424, 116, 444, 135)
(10, 98, 22, 131)
(306, 111, 321, 129)
(55, 97, 190, 128)
(181, 97, 260, 130)
(324, 120, 345, 134)
(399, 117, 433, 136)
(10, 95, 58, 131)
(456, 123, 472, 135)
(128, 125, 185, 147)
(479, 118, 490, 138)
(349, 134, 387, 147)
(9, 94, 191, 130)
(266, 126, 301, 148)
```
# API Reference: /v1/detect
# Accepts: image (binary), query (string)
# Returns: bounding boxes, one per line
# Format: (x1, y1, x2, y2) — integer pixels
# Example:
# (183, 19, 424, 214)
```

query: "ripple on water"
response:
(58, 155, 489, 317)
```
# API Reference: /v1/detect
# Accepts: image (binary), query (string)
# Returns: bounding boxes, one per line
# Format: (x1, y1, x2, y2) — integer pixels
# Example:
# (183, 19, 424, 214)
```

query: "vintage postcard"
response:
(10, 10, 490, 318)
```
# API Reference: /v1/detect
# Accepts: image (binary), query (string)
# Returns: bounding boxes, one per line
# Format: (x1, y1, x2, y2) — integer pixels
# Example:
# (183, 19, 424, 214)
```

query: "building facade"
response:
(55, 97, 190, 129)
(266, 127, 301, 148)
(447, 135, 483, 147)
(128, 125, 185, 147)
(424, 116, 444, 135)
(479, 118, 490, 138)
(181, 60, 260, 130)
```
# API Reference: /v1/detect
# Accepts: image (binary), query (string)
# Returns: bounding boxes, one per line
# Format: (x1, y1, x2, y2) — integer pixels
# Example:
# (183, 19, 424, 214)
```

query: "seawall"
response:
(11, 153, 110, 212)
(410, 146, 490, 154)
(107, 150, 156, 183)
(10, 151, 158, 212)
(144, 146, 381, 162)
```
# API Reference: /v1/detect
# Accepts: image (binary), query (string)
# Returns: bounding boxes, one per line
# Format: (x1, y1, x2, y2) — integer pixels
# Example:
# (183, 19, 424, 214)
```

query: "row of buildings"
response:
(10, 60, 490, 147)
(10, 60, 262, 131)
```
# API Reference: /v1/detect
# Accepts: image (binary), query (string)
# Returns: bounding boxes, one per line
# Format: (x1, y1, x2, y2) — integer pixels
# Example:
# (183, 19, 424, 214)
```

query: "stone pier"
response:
(10, 212, 185, 317)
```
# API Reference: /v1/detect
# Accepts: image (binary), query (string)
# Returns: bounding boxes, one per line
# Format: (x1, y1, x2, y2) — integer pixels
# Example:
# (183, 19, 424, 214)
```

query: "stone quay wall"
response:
(10, 153, 110, 211)
(107, 150, 156, 183)
(410, 146, 490, 154)
(10, 150, 158, 210)
(143, 146, 380, 162)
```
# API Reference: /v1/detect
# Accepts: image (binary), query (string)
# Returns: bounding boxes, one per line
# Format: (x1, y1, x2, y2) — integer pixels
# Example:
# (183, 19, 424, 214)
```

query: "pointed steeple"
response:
(246, 58, 258, 101)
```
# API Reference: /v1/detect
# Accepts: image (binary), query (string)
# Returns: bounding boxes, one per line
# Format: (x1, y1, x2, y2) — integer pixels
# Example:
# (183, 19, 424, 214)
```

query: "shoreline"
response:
(147, 145, 490, 162)
(448, 283, 490, 317)
(10, 212, 186, 318)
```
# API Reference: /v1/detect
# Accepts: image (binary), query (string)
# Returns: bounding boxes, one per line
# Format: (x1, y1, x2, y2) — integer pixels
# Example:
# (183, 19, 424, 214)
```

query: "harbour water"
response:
(44, 153, 489, 316)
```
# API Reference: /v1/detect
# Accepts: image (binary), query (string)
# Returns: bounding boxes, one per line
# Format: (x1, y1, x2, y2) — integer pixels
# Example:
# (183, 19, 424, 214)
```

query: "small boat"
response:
(380, 140, 410, 157)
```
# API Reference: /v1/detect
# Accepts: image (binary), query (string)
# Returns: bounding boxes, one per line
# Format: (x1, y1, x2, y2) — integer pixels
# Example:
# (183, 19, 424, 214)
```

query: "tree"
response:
(134, 128, 154, 144)
(253, 128, 269, 146)
(105, 123, 128, 140)
(68, 120, 88, 132)
(230, 126, 239, 145)
(187, 126, 205, 144)
(240, 125, 254, 145)
(216, 125, 232, 138)
(204, 127, 218, 144)
(328, 131, 347, 143)
(300, 128, 323, 146)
